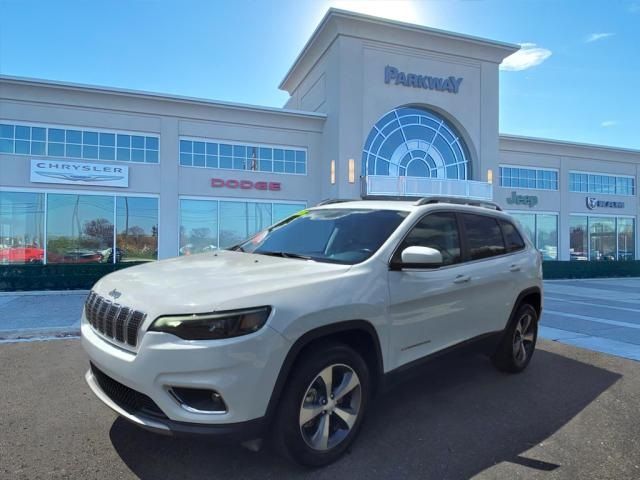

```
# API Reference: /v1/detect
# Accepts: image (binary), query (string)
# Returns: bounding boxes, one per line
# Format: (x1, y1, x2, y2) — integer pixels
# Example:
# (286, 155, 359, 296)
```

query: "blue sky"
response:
(1, 0, 639, 149)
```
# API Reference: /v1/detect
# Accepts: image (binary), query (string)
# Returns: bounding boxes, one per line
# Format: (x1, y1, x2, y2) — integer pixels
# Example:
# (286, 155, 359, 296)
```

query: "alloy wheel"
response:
(512, 311, 536, 365)
(299, 363, 362, 451)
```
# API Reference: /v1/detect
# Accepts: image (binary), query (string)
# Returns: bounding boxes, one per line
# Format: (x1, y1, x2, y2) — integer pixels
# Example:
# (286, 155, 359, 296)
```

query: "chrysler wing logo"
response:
(586, 197, 598, 210)
(35, 171, 125, 183)
(108, 289, 122, 299)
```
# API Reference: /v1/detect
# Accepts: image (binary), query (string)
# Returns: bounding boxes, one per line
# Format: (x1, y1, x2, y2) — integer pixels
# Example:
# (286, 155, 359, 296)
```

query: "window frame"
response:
(0, 186, 160, 265)
(499, 219, 526, 253)
(568, 170, 636, 196)
(457, 212, 508, 262)
(0, 120, 160, 165)
(178, 136, 308, 176)
(389, 210, 464, 270)
(499, 164, 559, 191)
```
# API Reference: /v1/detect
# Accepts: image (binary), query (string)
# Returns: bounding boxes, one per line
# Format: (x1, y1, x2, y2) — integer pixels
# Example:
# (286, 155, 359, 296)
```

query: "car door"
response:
(387, 211, 472, 368)
(454, 213, 516, 339)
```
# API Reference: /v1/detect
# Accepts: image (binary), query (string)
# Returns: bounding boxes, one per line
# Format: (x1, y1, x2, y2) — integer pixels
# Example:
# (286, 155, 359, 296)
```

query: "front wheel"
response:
(492, 303, 538, 373)
(272, 343, 371, 467)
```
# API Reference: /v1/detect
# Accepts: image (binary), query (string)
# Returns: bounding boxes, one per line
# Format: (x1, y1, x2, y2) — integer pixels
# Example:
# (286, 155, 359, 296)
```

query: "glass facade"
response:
(179, 139, 306, 174)
(509, 212, 559, 260)
(362, 106, 468, 179)
(569, 172, 635, 196)
(499, 166, 558, 190)
(0, 122, 159, 163)
(0, 192, 45, 264)
(179, 199, 305, 254)
(116, 197, 159, 261)
(570, 215, 635, 261)
(0, 191, 157, 264)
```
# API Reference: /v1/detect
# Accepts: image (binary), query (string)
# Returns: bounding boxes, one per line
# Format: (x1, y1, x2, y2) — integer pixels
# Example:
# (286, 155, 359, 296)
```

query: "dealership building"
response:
(1, 8, 638, 268)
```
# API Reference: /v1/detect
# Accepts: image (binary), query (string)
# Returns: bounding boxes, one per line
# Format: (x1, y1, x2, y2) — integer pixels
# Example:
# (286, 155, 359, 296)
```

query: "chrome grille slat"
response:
(84, 292, 145, 349)
(115, 307, 131, 342)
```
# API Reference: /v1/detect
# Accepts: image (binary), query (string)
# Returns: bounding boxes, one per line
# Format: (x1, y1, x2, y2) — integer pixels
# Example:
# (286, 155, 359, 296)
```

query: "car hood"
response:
(92, 250, 353, 317)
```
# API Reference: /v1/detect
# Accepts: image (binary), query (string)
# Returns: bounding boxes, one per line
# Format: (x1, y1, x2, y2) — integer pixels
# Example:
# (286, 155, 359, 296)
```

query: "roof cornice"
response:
(0, 75, 327, 120)
(279, 8, 519, 93)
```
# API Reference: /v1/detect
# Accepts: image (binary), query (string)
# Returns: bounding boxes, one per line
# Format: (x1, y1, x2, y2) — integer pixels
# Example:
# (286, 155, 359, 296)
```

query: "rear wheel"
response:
(273, 343, 371, 467)
(492, 303, 538, 373)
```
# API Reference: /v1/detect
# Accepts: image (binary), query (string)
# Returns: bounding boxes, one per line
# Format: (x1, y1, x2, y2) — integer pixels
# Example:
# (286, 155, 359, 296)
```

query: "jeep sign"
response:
(506, 191, 538, 208)
(211, 178, 281, 191)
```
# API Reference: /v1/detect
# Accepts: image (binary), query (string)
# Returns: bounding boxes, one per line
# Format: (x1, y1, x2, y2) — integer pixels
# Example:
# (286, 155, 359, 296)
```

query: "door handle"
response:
(509, 264, 521, 272)
(453, 274, 471, 284)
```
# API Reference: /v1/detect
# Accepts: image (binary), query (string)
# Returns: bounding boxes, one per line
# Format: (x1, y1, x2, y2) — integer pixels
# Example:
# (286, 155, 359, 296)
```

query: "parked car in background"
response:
(0, 245, 44, 264)
(100, 247, 124, 263)
(59, 249, 103, 264)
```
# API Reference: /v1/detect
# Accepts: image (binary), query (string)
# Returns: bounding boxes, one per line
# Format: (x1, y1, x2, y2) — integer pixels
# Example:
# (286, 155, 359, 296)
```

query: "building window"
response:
(116, 197, 159, 262)
(0, 122, 159, 164)
(509, 212, 558, 260)
(0, 191, 157, 264)
(570, 215, 635, 261)
(362, 106, 469, 180)
(179, 199, 306, 255)
(179, 138, 307, 175)
(499, 166, 558, 190)
(0, 191, 45, 264)
(569, 172, 635, 196)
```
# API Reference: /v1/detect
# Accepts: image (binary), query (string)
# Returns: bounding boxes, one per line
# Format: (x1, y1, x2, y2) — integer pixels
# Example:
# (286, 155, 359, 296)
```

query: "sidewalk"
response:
(1, 280, 639, 362)
(0, 290, 88, 341)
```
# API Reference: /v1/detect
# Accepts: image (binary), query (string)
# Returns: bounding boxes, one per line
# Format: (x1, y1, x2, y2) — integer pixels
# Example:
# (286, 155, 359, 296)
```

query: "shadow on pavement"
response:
(109, 349, 620, 479)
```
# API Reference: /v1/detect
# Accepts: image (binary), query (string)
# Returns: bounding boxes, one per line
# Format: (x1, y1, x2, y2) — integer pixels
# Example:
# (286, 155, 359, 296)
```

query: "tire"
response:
(272, 342, 371, 467)
(492, 303, 538, 373)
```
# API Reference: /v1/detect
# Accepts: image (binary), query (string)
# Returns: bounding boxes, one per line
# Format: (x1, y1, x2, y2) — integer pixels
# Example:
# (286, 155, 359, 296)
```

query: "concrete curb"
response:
(0, 290, 90, 297)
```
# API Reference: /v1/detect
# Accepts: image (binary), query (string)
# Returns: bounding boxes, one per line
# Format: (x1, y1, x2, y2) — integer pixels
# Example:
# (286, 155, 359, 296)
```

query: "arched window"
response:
(362, 106, 469, 180)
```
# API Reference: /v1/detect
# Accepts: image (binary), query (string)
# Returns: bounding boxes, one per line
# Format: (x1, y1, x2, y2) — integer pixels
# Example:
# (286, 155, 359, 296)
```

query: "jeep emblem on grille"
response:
(108, 289, 122, 299)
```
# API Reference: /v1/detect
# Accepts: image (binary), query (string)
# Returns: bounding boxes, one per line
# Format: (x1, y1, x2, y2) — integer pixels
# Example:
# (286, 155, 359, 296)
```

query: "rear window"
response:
(461, 214, 506, 260)
(500, 220, 526, 252)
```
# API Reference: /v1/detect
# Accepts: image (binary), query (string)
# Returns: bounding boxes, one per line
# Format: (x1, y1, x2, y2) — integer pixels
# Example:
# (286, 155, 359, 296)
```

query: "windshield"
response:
(233, 208, 408, 264)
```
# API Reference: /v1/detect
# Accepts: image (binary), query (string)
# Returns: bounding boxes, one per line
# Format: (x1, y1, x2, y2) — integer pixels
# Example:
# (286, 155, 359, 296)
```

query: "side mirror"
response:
(400, 246, 443, 267)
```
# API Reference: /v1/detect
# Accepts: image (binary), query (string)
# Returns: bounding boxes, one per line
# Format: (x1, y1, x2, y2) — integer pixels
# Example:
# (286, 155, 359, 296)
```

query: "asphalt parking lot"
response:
(1, 278, 639, 479)
(1, 338, 639, 480)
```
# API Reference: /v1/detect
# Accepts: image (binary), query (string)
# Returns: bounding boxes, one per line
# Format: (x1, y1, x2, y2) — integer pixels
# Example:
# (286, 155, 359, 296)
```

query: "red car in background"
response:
(0, 246, 44, 264)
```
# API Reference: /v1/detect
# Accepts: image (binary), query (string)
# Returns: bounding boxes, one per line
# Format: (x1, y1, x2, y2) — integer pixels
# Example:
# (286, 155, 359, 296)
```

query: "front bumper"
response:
(81, 316, 290, 432)
(85, 368, 266, 439)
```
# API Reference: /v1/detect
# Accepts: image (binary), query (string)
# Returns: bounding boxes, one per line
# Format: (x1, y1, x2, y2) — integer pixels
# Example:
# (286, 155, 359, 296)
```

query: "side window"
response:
(394, 212, 461, 266)
(500, 220, 525, 252)
(461, 214, 506, 260)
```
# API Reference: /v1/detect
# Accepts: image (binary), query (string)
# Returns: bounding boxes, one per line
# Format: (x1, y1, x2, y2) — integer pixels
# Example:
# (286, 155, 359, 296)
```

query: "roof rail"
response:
(414, 196, 502, 211)
(315, 198, 357, 206)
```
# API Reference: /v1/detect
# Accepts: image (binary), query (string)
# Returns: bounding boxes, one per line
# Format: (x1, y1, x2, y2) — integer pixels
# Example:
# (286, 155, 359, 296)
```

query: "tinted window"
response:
(461, 214, 506, 260)
(395, 212, 461, 265)
(500, 220, 525, 252)
(237, 209, 408, 265)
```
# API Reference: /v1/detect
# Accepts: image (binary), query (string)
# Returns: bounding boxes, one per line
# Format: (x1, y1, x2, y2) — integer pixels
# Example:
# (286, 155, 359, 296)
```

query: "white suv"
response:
(82, 197, 542, 466)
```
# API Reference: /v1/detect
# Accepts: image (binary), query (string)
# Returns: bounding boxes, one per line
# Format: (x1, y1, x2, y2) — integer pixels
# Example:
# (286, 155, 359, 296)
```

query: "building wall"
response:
(0, 79, 325, 260)
(497, 136, 640, 260)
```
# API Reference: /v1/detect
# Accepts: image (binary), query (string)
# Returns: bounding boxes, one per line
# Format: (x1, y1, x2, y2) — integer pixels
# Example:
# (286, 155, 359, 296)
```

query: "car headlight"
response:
(149, 306, 271, 340)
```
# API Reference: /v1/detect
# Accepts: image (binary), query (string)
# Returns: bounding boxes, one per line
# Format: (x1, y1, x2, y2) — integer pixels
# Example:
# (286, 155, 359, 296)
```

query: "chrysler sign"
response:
(384, 65, 463, 94)
(211, 178, 281, 191)
(30, 160, 129, 187)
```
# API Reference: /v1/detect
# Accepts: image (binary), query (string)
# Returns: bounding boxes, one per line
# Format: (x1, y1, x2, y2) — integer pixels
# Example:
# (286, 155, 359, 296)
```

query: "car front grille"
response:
(85, 291, 147, 347)
(90, 363, 166, 419)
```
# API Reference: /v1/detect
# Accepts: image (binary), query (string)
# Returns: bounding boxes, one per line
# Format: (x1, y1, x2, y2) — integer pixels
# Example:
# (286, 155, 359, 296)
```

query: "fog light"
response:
(169, 387, 227, 413)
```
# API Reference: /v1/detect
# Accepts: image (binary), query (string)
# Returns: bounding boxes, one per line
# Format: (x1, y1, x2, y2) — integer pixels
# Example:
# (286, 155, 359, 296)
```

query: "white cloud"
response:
(586, 32, 615, 43)
(601, 120, 618, 128)
(500, 43, 552, 71)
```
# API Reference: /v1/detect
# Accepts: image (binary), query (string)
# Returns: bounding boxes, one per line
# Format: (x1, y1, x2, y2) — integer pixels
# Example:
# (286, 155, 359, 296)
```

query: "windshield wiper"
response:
(256, 251, 312, 260)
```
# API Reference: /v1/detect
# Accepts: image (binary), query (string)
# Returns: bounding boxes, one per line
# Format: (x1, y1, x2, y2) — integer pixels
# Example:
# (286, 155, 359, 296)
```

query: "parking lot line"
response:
(544, 310, 640, 330)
